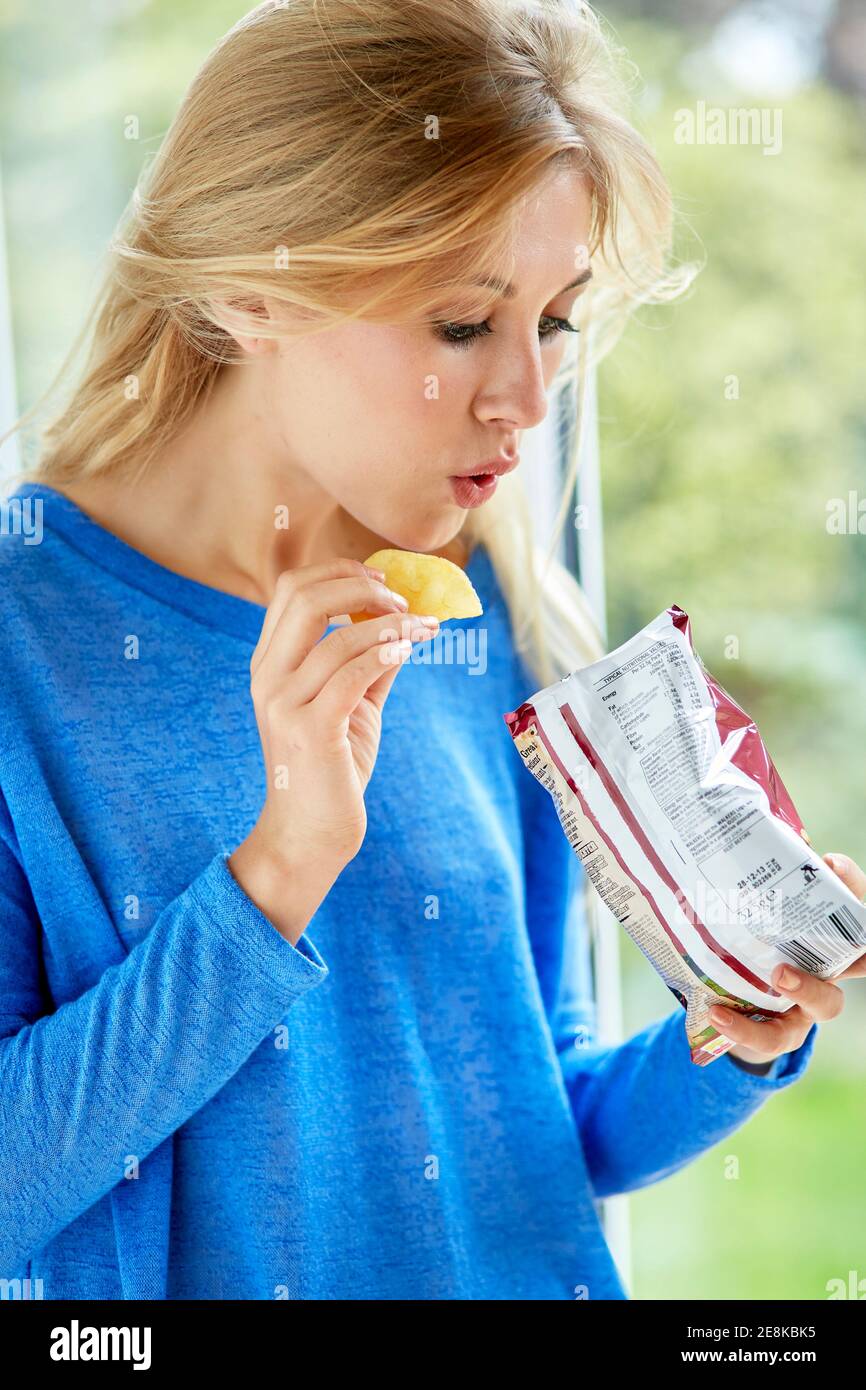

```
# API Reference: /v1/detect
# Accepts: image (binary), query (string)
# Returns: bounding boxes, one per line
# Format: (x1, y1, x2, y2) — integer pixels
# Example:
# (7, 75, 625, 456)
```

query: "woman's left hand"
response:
(710, 852, 866, 1067)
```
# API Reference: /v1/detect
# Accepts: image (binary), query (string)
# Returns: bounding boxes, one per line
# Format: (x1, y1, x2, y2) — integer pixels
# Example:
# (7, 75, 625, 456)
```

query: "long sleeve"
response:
(0, 809, 329, 1273)
(558, 1001, 817, 1199)
(518, 735, 818, 1201)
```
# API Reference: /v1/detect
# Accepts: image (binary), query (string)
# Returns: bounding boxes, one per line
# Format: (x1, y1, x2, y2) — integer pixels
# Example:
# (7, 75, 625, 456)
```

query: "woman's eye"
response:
(433, 320, 494, 348)
(433, 316, 579, 351)
(539, 316, 579, 342)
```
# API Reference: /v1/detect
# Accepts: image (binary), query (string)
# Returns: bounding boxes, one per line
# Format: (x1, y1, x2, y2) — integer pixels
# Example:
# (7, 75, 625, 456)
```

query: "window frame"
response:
(522, 359, 633, 1293)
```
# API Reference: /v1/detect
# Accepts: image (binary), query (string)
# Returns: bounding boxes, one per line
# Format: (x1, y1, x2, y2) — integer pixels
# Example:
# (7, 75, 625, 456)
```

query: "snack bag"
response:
(504, 604, 866, 1065)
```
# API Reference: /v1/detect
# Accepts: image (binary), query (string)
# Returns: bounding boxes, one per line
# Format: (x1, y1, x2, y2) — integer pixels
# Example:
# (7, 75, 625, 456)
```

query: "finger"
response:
(709, 1003, 809, 1058)
(253, 570, 409, 677)
(822, 852, 866, 905)
(363, 648, 407, 713)
(291, 613, 439, 706)
(312, 634, 420, 737)
(252, 559, 370, 670)
(834, 950, 866, 980)
(768, 962, 845, 1022)
(819, 853, 866, 979)
(358, 616, 444, 713)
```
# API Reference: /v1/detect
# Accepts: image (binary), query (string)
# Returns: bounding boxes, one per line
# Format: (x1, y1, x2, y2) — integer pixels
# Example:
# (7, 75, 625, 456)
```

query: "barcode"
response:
(777, 903, 866, 973)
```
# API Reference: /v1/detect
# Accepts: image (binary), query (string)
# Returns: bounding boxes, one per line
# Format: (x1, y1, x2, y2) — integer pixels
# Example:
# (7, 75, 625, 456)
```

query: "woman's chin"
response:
(367, 517, 466, 560)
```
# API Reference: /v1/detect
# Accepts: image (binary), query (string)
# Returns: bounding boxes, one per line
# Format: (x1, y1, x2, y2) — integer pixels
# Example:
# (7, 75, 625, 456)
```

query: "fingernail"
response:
(382, 638, 412, 662)
(711, 1007, 732, 1024)
(387, 589, 409, 609)
(364, 565, 386, 580)
(776, 966, 799, 990)
(416, 615, 440, 627)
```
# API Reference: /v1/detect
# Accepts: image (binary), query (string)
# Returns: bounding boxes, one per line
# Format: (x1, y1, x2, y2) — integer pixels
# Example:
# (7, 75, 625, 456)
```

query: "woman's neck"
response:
(47, 467, 469, 607)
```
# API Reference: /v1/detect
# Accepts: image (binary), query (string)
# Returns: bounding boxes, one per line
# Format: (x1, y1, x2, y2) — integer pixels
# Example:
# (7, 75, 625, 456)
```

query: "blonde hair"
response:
(3, 0, 698, 689)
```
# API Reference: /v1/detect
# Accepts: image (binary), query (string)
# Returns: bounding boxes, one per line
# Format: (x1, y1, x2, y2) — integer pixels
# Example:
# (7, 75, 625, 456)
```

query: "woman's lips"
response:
(448, 473, 499, 508)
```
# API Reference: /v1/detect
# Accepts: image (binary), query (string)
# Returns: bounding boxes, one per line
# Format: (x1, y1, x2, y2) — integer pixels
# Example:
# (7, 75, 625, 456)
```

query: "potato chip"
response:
(350, 548, 483, 623)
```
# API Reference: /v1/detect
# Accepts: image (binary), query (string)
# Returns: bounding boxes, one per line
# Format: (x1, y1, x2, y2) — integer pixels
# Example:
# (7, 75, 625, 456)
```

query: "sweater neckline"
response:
(8, 480, 486, 646)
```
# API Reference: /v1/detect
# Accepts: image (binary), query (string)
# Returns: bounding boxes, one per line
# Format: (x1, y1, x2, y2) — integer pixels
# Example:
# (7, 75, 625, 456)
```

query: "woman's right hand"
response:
(238, 557, 439, 877)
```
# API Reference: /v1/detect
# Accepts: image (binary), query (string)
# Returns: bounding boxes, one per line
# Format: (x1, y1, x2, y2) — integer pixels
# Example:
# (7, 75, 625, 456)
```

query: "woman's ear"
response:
(208, 295, 275, 356)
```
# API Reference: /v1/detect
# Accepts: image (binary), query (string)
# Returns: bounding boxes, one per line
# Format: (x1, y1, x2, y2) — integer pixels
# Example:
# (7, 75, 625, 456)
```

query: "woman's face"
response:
(259, 163, 594, 554)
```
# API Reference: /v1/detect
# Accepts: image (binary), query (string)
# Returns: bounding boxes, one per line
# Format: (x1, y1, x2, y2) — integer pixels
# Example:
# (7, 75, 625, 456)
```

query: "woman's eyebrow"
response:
(469, 266, 593, 299)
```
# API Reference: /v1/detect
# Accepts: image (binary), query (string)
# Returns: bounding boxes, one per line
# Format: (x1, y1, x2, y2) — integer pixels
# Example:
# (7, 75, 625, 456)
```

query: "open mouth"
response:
(449, 473, 500, 508)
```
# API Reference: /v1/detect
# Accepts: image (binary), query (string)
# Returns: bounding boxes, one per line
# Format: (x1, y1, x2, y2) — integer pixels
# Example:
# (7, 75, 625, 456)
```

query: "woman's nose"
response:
(478, 351, 550, 433)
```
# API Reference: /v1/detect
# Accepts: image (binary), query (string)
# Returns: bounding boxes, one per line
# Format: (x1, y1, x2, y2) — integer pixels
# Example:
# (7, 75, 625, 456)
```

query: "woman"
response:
(1, 0, 863, 1301)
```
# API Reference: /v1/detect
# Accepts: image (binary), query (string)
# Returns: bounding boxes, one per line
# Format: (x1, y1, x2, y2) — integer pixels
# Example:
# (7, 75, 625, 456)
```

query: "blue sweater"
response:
(0, 482, 817, 1300)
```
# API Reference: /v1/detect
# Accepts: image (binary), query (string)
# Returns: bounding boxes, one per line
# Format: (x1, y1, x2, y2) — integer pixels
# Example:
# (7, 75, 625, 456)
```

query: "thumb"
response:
(822, 852, 866, 904)
(365, 653, 406, 712)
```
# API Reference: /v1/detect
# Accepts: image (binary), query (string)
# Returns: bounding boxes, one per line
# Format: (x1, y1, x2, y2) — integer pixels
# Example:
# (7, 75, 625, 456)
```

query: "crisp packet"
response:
(504, 604, 866, 1065)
